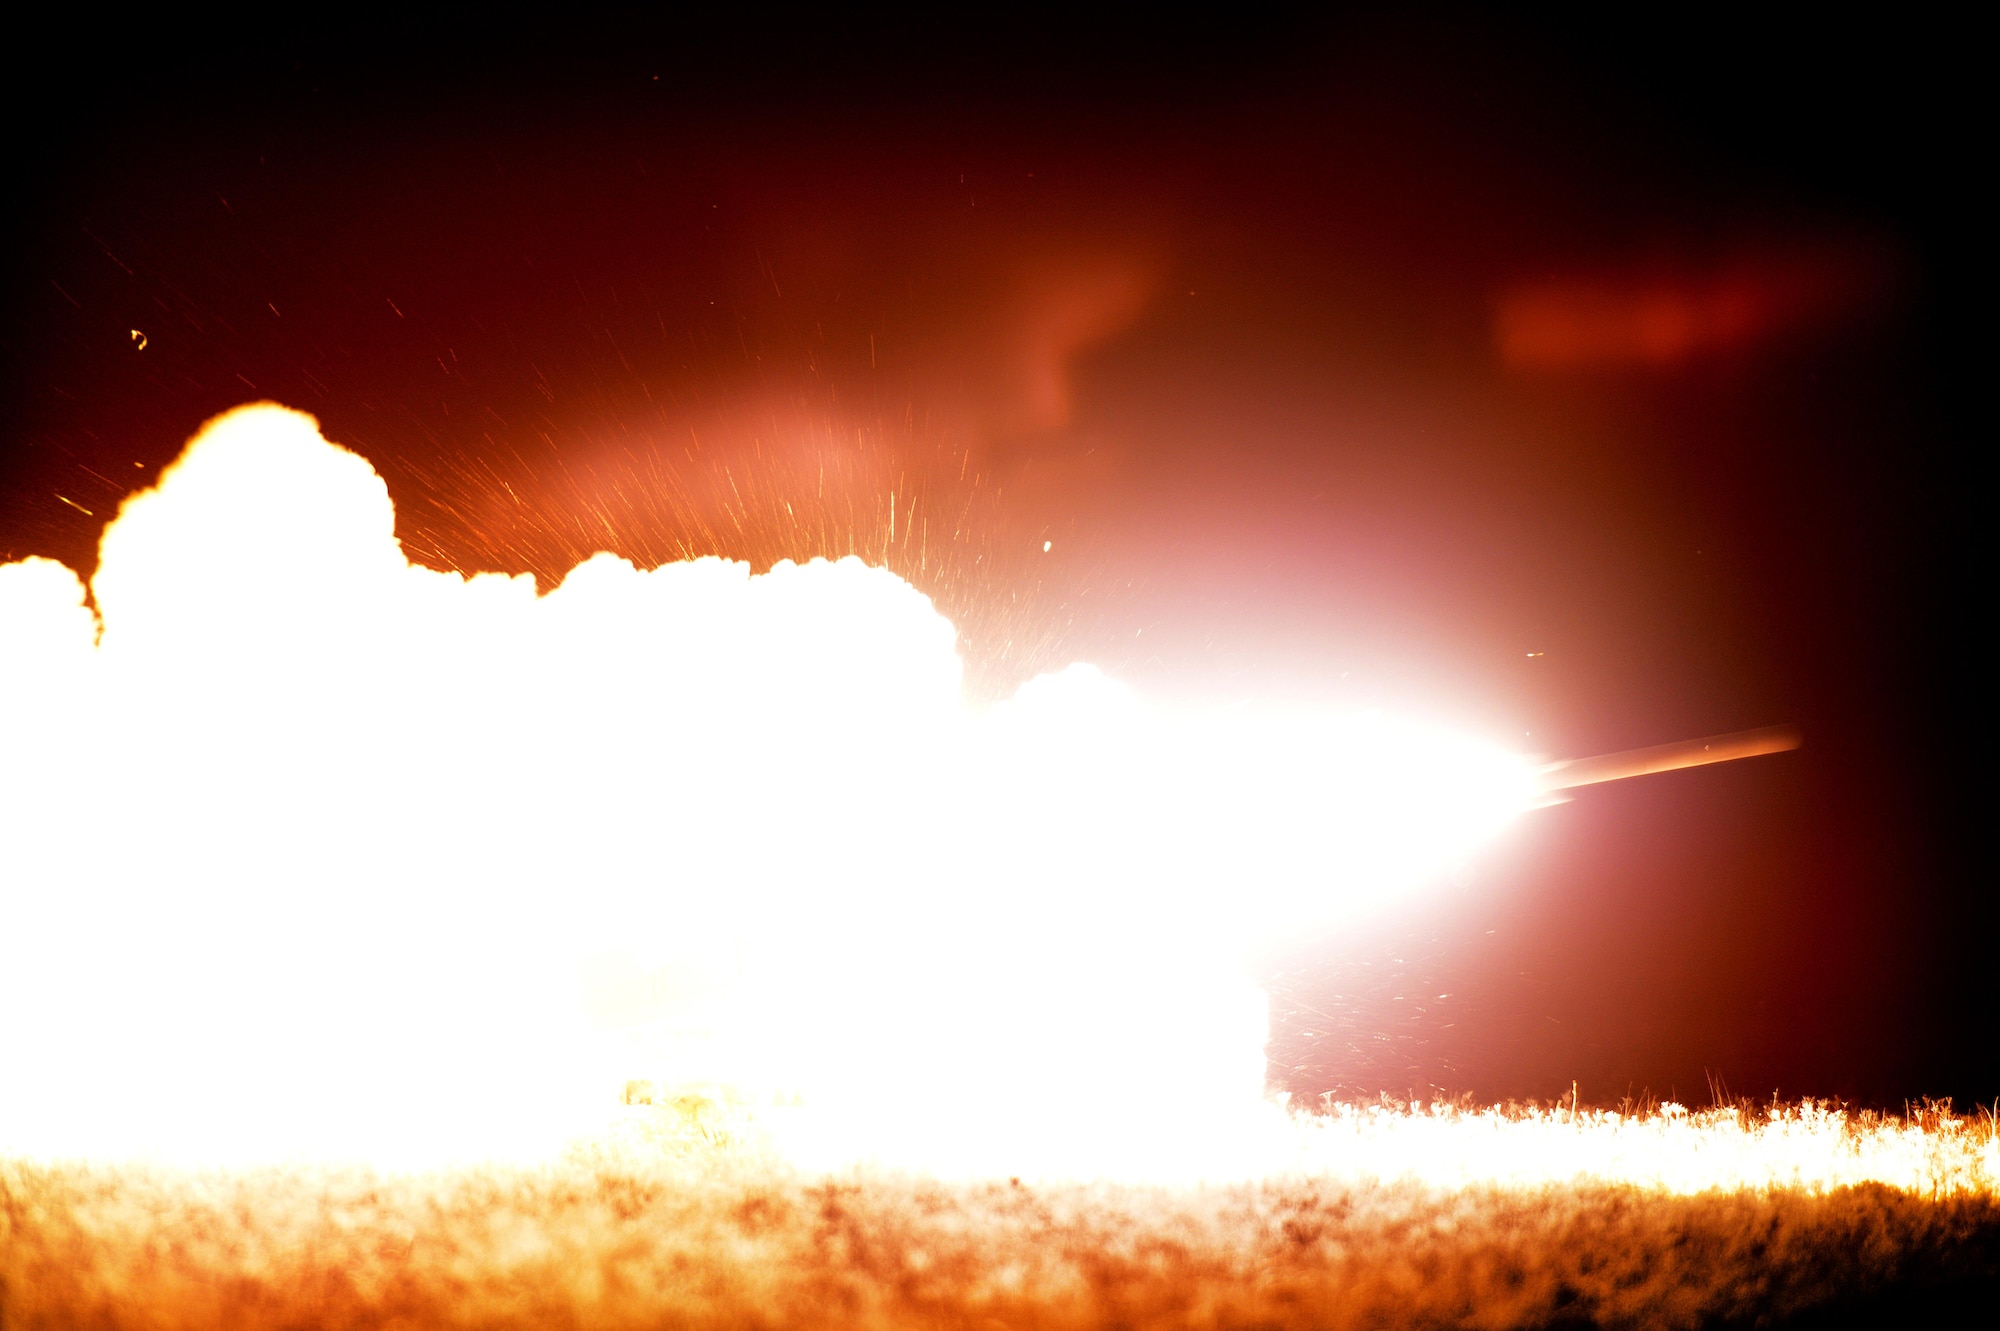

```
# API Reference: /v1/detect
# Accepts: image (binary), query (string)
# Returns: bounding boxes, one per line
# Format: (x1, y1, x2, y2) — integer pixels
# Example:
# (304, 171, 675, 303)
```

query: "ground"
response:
(5, 1099, 1998, 1328)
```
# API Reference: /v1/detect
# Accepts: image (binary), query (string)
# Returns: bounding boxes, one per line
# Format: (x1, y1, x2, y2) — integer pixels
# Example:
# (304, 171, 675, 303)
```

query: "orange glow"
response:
(7, 1099, 1996, 1331)
(1494, 244, 1891, 368)
(0, 404, 1557, 1175)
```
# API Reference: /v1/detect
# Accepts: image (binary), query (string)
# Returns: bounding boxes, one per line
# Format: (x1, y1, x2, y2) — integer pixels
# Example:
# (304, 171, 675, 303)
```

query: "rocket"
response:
(1537, 724, 1802, 797)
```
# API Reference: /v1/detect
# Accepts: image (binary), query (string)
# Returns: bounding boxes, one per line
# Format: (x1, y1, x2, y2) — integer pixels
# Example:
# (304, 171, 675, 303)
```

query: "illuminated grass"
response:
(5, 1099, 1998, 1329)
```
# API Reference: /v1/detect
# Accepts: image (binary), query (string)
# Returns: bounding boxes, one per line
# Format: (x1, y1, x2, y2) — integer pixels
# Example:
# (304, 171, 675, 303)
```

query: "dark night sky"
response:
(2, 12, 1987, 1109)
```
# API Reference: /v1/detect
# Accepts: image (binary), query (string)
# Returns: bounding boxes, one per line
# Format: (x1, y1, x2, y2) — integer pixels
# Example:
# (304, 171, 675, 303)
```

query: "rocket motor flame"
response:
(1, 405, 1595, 1174)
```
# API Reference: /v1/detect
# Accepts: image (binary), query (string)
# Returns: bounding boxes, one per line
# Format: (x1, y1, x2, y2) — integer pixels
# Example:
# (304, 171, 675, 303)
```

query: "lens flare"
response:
(2, 404, 1549, 1174)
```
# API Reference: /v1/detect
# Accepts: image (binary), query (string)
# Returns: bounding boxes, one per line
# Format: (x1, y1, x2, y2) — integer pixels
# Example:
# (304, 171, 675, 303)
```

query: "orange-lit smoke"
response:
(997, 252, 1158, 437)
(1494, 241, 1893, 369)
(0, 405, 1539, 1175)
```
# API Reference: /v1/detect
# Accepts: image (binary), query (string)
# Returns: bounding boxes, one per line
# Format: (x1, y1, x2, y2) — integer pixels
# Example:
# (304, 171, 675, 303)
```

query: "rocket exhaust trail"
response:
(1539, 724, 1802, 793)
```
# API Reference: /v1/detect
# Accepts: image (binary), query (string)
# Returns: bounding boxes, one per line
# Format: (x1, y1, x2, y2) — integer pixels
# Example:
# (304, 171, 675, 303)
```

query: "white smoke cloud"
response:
(0, 404, 1535, 1175)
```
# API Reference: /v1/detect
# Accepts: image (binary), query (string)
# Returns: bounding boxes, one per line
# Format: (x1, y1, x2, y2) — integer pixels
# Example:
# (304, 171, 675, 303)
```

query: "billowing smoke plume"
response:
(0, 405, 1534, 1174)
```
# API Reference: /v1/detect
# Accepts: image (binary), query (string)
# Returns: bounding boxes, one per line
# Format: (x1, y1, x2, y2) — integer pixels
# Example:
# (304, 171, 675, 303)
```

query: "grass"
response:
(4, 1096, 1999, 1329)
